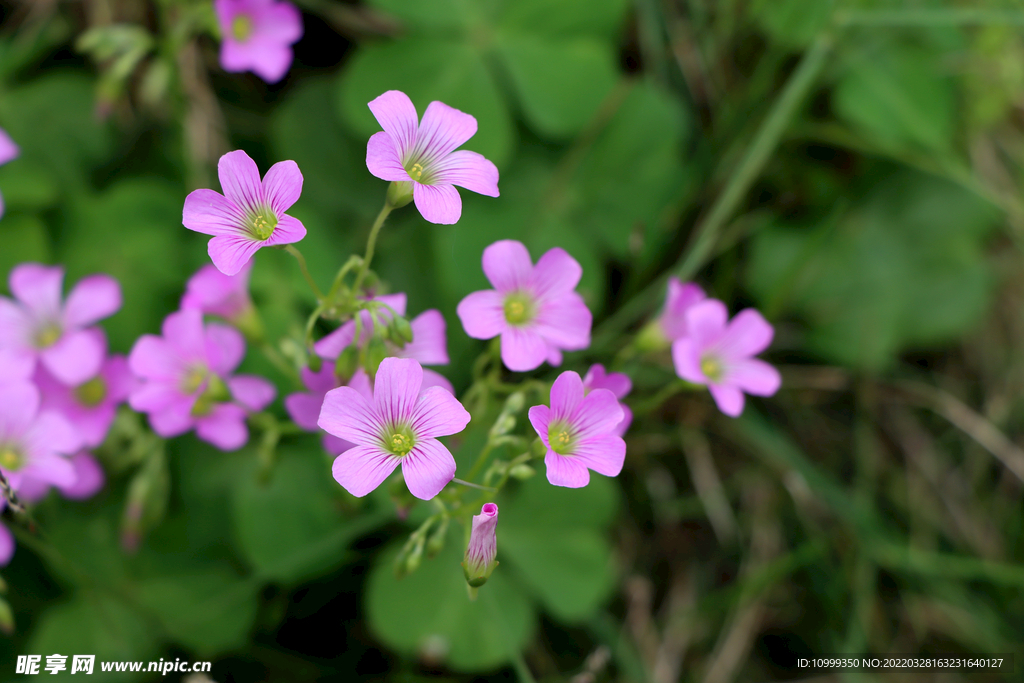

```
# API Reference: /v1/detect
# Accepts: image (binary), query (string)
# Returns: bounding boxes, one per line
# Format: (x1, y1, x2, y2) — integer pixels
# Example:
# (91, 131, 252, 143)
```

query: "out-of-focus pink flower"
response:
(0, 520, 13, 566)
(366, 90, 499, 224)
(463, 502, 498, 586)
(582, 364, 632, 437)
(318, 358, 470, 500)
(215, 0, 303, 83)
(128, 309, 275, 450)
(0, 127, 19, 219)
(17, 451, 107, 504)
(181, 260, 255, 323)
(660, 278, 706, 341)
(183, 150, 305, 276)
(457, 240, 591, 372)
(285, 366, 372, 455)
(528, 371, 625, 489)
(0, 264, 121, 385)
(0, 381, 81, 491)
(671, 300, 781, 417)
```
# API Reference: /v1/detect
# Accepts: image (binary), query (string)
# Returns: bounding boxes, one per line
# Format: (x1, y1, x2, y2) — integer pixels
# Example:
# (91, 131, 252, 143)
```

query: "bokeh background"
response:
(1, 0, 1023, 681)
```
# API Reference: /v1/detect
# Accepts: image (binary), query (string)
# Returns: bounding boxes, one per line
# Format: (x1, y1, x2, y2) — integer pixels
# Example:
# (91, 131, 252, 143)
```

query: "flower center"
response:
(182, 365, 210, 394)
(190, 375, 231, 417)
(503, 293, 534, 326)
(250, 210, 278, 241)
(35, 322, 62, 348)
(548, 421, 576, 455)
(408, 163, 424, 181)
(74, 376, 108, 407)
(383, 425, 416, 456)
(232, 14, 253, 42)
(700, 355, 724, 382)
(0, 447, 24, 472)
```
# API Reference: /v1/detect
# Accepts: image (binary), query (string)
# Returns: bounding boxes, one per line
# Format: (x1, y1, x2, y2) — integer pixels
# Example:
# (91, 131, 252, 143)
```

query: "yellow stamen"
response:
(409, 163, 424, 181)
(700, 356, 723, 382)
(232, 15, 253, 42)
(0, 448, 22, 471)
(388, 432, 414, 456)
(75, 376, 107, 407)
(35, 323, 62, 348)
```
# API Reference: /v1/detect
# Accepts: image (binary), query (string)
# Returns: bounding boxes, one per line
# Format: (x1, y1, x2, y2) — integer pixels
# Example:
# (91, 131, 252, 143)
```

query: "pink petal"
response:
(332, 445, 401, 497)
(0, 298, 32, 349)
(0, 381, 40, 439)
(254, 0, 303, 43)
(533, 293, 591, 350)
(246, 41, 294, 84)
(10, 263, 63, 316)
(456, 290, 506, 339)
(163, 309, 207, 361)
(323, 433, 356, 455)
(182, 188, 244, 237)
(0, 127, 19, 165)
(414, 100, 478, 163)
(0, 523, 13, 566)
(263, 214, 306, 247)
(413, 183, 462, 224)
(0, 347, 33, 381)
(409, 386, 470, 438)
(217, 150, 264, 213)
(205, 322, 245, 375)
(527, 404, 552, 449)
(583, 364, 632, 399)
(285, 391, 324, 431)
(314, 324, 355, 359)
(129, 336, 181, 381)
(482, 240, 534, 292)
(318, 386, 384, 446)
(544, 451, 591, 488)
(727, 359, 781, 397)
(661, 279, 706, 341)
(715, 309, 775, 360)
(501, 326, 549, 372)
(195, 403, 249, 451)
(147, 398, 196, 437)
(368, 91, 420, 160)
(373, 358, 422, 424)
(531, 248, 582, 298)
(401, 439, 457, 500)
(401, 310, 448, 365)
(366, 132, 411, 182)
(301, 364, 339, 393)
(572, 388, 624, 439)
(40, 328, 105, 385)
(709, 384, 745, 417)
(24, 410, 81, 458)
(22, 451, 77, 488)
(208, 234, 264, 276)
(229, 375, 276, 411)
(432, 150, 499, 197)
(348, 368, 374, 401)
(684, 299, 728, 349)
(615, 405, 633, 437)
(671, 337, 706, 385)
(549, 370, 584, 421)
(573, 435, 626, 477)
(63, 275, 122, 328)
(129, 382, 181, 413)
(58, 452, 105, 499)
(421, 369, 454, 395)
(262, 159, 303, 215)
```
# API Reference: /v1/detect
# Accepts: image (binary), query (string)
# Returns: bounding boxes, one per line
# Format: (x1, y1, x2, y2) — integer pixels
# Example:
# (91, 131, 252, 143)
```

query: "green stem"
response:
(284, 244, 324, 301)
(353, 202, 394, 294)
(258, 341, 298, 382)
(466, 442, 497, 484)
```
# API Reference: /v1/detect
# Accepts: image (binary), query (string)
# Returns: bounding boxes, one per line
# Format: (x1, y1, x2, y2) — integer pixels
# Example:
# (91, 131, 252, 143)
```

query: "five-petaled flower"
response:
(671, 300, 781, 417)
(215, 0, 303, 84)
(183, 150, 306, 276)
(528, 370, 626, 488)
(366, 90, 499, 224)
(318, 357, 470, 500)
(0, 380, 81, 493)
(457, 240, 591, 372)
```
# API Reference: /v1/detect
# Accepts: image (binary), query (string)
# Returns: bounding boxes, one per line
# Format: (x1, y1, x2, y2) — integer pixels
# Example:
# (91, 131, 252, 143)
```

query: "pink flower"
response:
(457, 240, 592, 372)
(0, 381, 81, 492)
(463, 502, 498, 586)
(181, 260, 255, 323)
(671, 300, 781, 417)
(660, 278, 706, 341)
(0, 127, 19, 218)
(366, 90, 499, 224)
(582, 364, 632, 437)
(528, 371, 626, 489)
(313, 293, 408, 358)
(0, 263, 122, 385)
(285, 366, 372, 455)
(215, 0, 303, 83)
(16, 451, 107, 503)
(318, 357, 471, 500)
(128, 309, 276, 450)
(0, 521, 12, 566)
(183, 150, 305, 276)
(34, 336, 135, 448)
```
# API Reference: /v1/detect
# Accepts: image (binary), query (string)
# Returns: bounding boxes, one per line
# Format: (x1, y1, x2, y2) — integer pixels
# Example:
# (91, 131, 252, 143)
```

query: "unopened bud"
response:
(462, 503, 499, 588)
(426, 517, 449, 558)
(490, 414, 516, 437)
(307, 353, 323, 372)
(391, 315, 414, 345)
(387, 180, 414, 208)
(504, 392, 525, 414)
(335, 345, 359, 381)
(635, 319, 670, 353)
(365, 336, 388, 374)
(509, 463, 535, 480)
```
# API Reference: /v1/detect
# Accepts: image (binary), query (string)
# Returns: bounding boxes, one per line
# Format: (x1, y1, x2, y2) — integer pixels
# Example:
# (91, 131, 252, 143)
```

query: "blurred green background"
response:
(1, 0, 1024, 681)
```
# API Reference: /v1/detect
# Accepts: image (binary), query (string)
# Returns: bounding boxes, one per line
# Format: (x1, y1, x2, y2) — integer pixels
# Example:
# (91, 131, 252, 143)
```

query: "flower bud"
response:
(335, 344, 359, 381)
(390, 315, 414, 345)
(504, 392, 525, 414)
(462, 503, 499, 588)
(509, 463, 535, 480)
(635, 319, 670, 352)
(387, 181, 415, 208)
(425, 516, 449, 558)
(365, 335, 388, 375)
(307, 352, 323, 373)
(489, 414, 516, 437)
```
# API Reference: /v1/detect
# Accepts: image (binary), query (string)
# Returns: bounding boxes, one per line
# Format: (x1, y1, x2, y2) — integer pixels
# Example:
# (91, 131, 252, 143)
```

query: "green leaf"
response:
(367, 0, 483, 31)
(0, 214, 50, 281)
(497, 34, 619, 138)
(0, 159, 59, 212)
(366, 528, 535, 672)
(135, 568, 258, 655)
(750, 0, 833, 48)
(833, 42, 956, 152)
(337, 38, 513, 166)
(496, 0, 630, 40)
(499, 474, 619, 622)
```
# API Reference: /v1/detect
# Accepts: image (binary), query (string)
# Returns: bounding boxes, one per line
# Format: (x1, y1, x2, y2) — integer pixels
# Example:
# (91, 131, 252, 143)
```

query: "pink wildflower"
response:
(128, 309, 276, 450)
(671, 300, 781, 417)
(215, 0, 303, 83)
(285, 366, 372, 455)
(0, 264, 122, 385)
(0, 127, 19, 218)
(463, 502, 498, 586)
(183, 150, 305, 276)
(582, 364, 632, 437)
(318, 357, 471, 500)
(366, 90, 499, 224)
(16, 451, 107, 503)
(660, 278, 706, 341)
(528, 371, 626, 489)
(0, 381, 81, 491)
(457, 240, 592, 372)
(181, 260, 255, 323)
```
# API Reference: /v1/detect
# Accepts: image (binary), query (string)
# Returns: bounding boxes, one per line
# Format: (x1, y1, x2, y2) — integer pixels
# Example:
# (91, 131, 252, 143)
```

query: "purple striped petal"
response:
(208, 234, 265, 276)
(319, 386, 384, 446)
(217, 150, 264, 213)
(544, 451, 591, 488)
(183, 188, 244, 236)
(332, 445, 401, 497)
(715, 309, 775, 361)
(572, 435, 626, 477)
(432, 150, 499, 197)
(262, 159, 303, 215)
(571, 388, 623, 440)
(409, 386, 470, 439)
(401, 439, 456, 500)
(366, 132, 411, 182)
(727, 359, 781, 397)
(527, 404, 552, 449)
(501, 326, 549, 372)
(373, 358, 422, 424)
(671, 337, 705, 385)
(414, 100, 477, 163)
(368, 91, 420, 160)
(262, 213, 306, 247)
(413, 182, 462, 224)
(456, 290, 506, 339)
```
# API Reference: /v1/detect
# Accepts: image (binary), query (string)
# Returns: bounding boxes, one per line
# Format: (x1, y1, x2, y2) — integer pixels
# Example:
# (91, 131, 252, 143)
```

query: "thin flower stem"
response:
(353, 201, 394, 294)
(630, 379, 699, 415)
(284, 244, 324, 301)
(258, 341, 298, 382)
(466, 442, 496, 484)
(451, 478, 496, 492)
